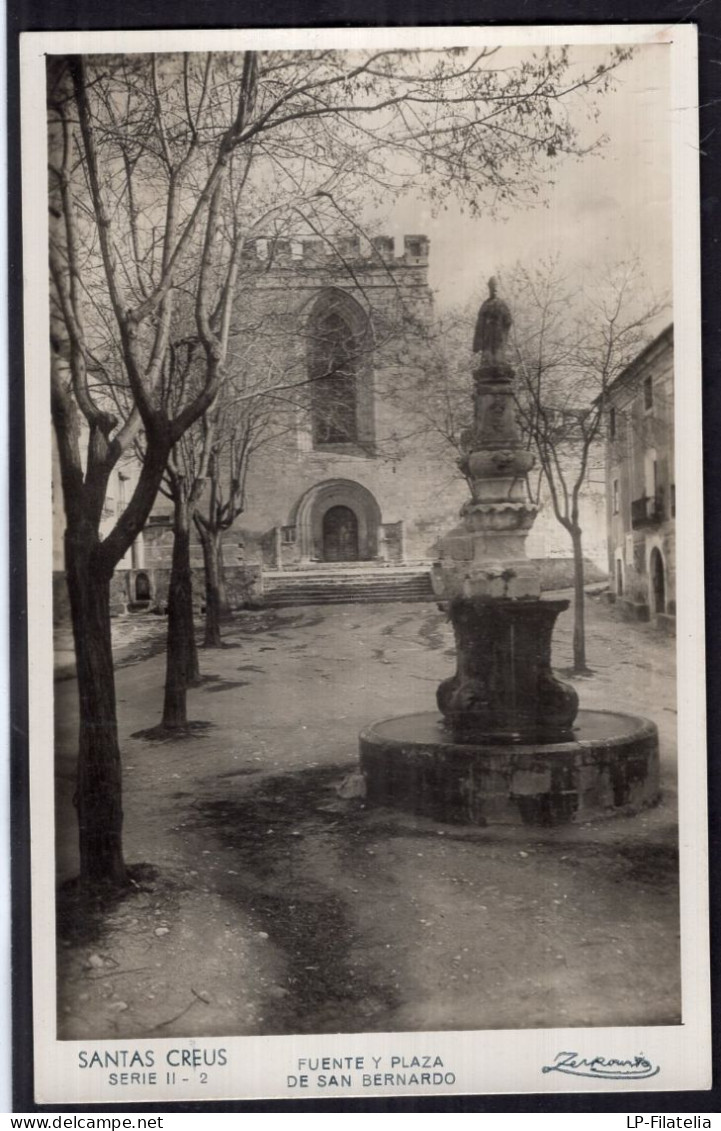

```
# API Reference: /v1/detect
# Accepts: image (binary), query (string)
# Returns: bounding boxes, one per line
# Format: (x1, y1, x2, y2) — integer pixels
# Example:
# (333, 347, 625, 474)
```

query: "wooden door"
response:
(322, 505, 359, 562)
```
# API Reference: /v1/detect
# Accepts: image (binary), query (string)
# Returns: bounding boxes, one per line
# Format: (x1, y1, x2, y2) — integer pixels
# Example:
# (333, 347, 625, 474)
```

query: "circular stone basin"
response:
(359, 709, 660, 827)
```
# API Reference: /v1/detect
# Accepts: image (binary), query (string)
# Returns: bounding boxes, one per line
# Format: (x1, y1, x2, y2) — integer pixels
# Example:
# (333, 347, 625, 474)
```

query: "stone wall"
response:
(533, 557, 607, 592)
(53, 564, 263, 622)
(146, 565, 262, 612)
(229, 233, 453, 564)
(52, 571, 72, 625)
(604, 327, 675, 626)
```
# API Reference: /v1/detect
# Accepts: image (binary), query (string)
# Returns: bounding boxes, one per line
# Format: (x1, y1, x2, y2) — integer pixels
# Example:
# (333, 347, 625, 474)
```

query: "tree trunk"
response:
(177, 495, 200, 684)
(161, 500, 198, 728)
(186, 542, 200, 685)
(217, 537, 230, 619)
(570, 526, 588, 673)
(199, 525, 224, 648)
(65, 529, 127, 886)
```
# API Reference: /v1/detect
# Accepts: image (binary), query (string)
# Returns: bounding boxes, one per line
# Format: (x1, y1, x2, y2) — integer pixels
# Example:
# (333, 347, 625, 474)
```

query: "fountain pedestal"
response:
(436, 597, 578, 744)
(360, 710, 660, 827)
(359, 278, 660, 825)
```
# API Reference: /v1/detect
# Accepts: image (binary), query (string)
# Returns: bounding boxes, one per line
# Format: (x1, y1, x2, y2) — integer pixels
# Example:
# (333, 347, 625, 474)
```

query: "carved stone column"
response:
(432, 279, 578, 743)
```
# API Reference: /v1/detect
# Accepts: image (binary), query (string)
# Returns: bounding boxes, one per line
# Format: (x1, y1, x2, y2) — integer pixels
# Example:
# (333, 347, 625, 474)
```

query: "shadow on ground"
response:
(55, 598, 681, 1040)
(179, 760, 680, 1035)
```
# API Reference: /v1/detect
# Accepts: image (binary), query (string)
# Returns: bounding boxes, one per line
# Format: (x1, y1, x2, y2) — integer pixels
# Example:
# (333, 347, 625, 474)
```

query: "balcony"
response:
(631, 494, 664, 529)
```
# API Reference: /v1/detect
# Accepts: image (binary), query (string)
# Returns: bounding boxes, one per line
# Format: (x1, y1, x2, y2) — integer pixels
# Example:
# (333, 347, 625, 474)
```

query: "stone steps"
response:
(262, 569, 434, 607)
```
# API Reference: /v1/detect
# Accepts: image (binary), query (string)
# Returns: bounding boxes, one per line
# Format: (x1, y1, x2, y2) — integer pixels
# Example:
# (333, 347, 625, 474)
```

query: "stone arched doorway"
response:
(293, 479, 382, 563)
(649, 547, 666, 615)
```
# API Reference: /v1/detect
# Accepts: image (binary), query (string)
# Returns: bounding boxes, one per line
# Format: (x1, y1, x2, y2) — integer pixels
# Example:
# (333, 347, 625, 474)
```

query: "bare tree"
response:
(49, 52, 264, 882)
(50, 45, 635, 885)
(193, 395, 275, 647)
(508, 257, 667, 672)
(154, 339, 210, 727)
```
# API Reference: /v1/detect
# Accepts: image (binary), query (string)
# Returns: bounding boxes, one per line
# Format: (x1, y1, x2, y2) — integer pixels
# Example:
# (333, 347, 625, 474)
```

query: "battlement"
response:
(241, 233, 429, 269)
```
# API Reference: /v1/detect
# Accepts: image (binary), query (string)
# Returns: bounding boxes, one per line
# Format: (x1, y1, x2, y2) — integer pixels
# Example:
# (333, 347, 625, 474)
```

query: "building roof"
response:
(602, 323, 674, 403)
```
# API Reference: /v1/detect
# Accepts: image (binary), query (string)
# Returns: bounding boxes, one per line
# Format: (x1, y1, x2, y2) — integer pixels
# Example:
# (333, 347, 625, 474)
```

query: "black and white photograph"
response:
(20, 23, 708, 1104)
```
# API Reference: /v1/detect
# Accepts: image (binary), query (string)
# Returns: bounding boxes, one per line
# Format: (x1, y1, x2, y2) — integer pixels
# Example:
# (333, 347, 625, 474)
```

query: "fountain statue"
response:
(360, 279, 660, 825)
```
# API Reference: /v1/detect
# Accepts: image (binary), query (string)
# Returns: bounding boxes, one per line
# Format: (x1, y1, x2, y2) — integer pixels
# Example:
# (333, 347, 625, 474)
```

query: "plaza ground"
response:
(54, 593, 680, 1038)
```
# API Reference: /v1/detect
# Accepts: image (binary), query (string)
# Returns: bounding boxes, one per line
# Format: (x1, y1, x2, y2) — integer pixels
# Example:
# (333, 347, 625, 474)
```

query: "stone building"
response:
(602, 324, 675, 628)
(52, 234, 608, 613)
(226, 232, 455, 572)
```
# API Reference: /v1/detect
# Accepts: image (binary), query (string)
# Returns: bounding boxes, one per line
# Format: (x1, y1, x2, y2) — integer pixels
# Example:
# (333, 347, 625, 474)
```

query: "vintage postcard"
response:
(20, 23, 708, 1105)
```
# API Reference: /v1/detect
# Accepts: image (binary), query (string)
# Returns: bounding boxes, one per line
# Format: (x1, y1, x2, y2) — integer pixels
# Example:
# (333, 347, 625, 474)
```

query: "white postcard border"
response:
(20, 22, 710, 1105)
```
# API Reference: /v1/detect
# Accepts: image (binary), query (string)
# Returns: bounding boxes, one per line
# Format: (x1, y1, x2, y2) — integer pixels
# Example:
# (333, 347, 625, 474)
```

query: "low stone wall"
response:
(605, 593, 676, 635)
(533, 558, 607, 591)
(53, 556, 605, 623)
(53, 572, 72, 625)
(140, 565, 263, 612)
(53, 564, 263, 622)
(223, 566, 264, 609)
(618, 597, 651, 623)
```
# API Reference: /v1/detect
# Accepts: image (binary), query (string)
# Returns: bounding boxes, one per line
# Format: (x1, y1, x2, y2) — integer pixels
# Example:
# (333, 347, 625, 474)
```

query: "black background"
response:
(7, 0, 720, 1114)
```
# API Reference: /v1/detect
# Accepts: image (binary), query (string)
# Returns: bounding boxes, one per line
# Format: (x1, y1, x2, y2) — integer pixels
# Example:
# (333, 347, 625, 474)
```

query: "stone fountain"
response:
(360, 280, 660, 826)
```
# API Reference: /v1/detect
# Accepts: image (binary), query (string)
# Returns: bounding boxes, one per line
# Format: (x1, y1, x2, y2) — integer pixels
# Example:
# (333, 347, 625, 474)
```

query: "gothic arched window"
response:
(308, 291, 373, 450)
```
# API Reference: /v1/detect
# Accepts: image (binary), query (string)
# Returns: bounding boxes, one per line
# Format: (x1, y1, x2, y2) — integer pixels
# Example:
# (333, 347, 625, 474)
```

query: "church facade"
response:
(225, 232, 457, 571)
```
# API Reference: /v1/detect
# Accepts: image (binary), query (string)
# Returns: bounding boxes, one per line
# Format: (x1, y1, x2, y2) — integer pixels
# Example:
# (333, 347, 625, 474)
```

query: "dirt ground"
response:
(54, 594, 680, 1038)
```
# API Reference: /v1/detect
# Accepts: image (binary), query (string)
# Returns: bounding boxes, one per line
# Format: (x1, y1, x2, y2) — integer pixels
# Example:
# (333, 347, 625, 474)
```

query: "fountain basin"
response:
(359, 709, 660, 826)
